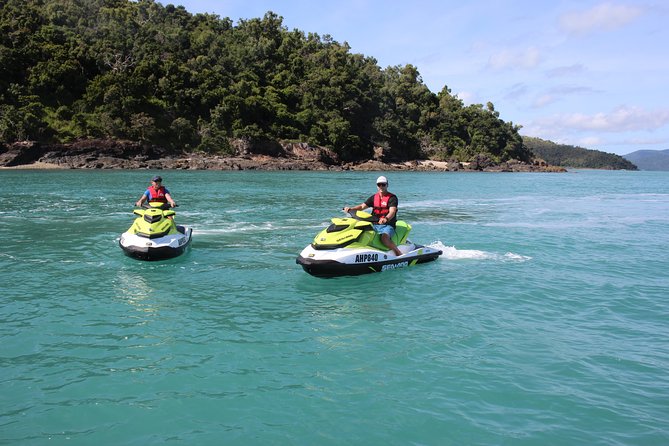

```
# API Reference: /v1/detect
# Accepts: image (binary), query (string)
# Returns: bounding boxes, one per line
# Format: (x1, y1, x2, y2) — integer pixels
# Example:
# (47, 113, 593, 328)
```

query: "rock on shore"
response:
(0, 140, 566, 172)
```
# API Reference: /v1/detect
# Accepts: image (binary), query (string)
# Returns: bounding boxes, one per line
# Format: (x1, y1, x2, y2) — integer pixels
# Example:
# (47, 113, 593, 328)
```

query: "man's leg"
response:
(381, 233, 402, 256)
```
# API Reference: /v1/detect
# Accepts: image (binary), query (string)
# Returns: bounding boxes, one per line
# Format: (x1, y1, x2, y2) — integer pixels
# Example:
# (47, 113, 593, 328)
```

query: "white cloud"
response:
(545, 64, 586, 78)
(455, 91, 476, 105)
(488, 46, 541, 70)
(559, 3, 644, 36)
(549, 85, 596, 95)
(534, 106, 669, 133)
(578, 136, 604, 146)
(583, 135, 669, 152)
(625, 136, 669, 145)
(532, 94, 556, 108)
(531, 86, 595, 109)
(503, 83, 529, 101)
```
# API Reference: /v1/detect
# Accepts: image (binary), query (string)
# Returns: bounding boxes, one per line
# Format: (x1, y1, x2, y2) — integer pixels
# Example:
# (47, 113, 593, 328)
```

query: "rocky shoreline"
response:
(0, 139, 566, 172)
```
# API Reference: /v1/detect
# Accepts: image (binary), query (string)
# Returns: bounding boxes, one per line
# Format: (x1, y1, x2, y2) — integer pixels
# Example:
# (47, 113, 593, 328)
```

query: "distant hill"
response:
(523, 136, 637, 170)
(623, 149, 669, 171)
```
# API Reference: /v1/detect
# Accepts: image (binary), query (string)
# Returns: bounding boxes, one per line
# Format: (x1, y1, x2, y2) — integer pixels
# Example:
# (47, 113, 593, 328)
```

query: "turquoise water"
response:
(1, 169, 668, 445)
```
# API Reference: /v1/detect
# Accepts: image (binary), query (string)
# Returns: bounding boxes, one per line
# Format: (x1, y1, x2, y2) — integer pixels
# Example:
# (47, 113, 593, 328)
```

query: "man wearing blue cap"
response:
(135, 175, 177, 208)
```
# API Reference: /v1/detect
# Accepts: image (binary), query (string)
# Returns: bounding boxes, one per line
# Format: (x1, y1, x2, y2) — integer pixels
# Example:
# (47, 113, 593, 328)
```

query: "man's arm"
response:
(165, 192, 177, 207)
(135, 192, 147, 207)
(343, 202, 368, 213)
(380, 206, 397, 223)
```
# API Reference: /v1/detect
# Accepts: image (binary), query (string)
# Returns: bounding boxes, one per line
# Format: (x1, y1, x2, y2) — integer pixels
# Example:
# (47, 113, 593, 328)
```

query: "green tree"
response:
(374, 64, 437, 160)
(0, 0, 527, 166)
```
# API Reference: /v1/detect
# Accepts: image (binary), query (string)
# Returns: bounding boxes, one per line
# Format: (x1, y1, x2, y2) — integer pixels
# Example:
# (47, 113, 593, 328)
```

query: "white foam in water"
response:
(194, 221, 322, 235)
(427, 241, 531, 262)
(502, 252, 532, 261)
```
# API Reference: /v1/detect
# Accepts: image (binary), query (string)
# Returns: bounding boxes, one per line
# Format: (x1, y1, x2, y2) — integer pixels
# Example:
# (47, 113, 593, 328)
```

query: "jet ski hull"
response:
(296, 243, 442, 277)
(120, 226, 192, 261)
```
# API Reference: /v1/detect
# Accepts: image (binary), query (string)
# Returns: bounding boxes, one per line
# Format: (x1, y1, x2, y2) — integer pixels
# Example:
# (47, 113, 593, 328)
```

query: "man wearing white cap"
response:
(343, 175, 403, 256)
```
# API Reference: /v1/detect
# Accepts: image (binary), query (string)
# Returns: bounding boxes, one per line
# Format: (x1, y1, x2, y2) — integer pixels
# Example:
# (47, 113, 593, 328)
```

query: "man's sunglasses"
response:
(377, 183, 387, 187)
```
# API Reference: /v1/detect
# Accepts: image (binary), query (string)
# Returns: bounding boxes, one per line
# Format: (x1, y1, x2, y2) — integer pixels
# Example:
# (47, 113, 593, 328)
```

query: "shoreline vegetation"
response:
(1, 2, 542, 172)
(0, 140, 566, 172)
(1, 2, 634, 172)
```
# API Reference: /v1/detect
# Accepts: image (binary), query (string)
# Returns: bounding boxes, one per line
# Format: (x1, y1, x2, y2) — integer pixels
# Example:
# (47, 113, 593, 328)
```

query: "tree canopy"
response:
(1, 0, 531, 163)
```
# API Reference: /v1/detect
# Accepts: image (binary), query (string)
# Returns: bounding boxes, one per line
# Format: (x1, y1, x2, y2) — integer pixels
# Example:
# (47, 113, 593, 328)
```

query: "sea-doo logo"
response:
(381, 261, 409, 271)
(355, 253, 378, 263)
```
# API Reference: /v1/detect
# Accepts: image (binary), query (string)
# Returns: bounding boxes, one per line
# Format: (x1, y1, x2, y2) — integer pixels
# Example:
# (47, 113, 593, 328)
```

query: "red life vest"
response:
(373, 192, 396, 220)
(147, 186, 167, 203)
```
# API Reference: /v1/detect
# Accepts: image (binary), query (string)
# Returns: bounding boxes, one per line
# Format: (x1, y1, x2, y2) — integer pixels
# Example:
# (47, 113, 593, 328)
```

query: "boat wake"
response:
(427, 241, 531, 262)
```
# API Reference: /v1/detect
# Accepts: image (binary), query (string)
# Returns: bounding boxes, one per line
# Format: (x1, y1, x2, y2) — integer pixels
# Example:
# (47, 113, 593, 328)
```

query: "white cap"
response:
(376, 176, 388, 184)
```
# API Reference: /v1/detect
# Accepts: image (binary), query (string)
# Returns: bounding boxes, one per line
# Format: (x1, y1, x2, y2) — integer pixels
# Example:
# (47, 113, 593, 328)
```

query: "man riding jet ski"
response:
(119, 202, 192, 260)
(296, 176, 441, 277)
(296, 209, 442, 277)
(120, 175, 191, 260)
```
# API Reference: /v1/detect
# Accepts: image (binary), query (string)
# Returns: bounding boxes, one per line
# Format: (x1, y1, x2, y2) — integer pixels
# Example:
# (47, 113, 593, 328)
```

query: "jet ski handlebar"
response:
(139, 203, 178, 210)
(342, 209, 379, 223)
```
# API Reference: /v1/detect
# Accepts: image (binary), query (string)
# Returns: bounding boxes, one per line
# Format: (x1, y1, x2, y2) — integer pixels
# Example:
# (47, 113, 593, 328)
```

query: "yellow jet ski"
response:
(296, 210, 441, 277)
(119, 203, 192, 260)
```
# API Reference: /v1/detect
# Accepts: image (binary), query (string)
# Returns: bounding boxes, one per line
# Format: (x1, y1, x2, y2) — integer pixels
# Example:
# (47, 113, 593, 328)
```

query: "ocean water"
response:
(1, 169, 668, 445)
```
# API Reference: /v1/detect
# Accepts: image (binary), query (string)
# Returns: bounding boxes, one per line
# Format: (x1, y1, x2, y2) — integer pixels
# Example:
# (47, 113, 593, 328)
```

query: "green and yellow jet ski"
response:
(296, 210, 441, 277)
(119, 204, 192, 260)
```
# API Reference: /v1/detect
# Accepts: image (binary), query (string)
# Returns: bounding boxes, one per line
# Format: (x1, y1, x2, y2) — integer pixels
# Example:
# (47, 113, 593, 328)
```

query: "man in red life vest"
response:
(135, 175, 177, 208)
(343, 175, 403, 256)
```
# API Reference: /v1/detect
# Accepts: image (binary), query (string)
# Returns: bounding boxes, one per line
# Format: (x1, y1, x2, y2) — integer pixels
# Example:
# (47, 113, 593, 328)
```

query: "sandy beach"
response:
(0, 162, 65, 169)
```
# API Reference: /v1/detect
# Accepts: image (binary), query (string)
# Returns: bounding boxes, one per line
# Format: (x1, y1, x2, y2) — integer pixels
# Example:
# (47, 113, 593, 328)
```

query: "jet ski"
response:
(119, 203, 192, 261)
(296, 210, 442, 277)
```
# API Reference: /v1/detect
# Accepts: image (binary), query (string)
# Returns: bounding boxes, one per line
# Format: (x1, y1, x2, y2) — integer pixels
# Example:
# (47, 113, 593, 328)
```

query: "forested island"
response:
(523, 137, 637, 170)
(0, 0, 615, 171)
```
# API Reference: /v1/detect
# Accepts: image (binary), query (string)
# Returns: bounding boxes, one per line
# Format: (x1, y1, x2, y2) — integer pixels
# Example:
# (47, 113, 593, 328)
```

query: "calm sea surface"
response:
(1, 169, 668, 445)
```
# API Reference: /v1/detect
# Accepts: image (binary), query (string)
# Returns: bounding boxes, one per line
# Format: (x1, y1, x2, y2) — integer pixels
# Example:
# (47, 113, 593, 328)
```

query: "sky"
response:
(173, 0, 669, 156)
